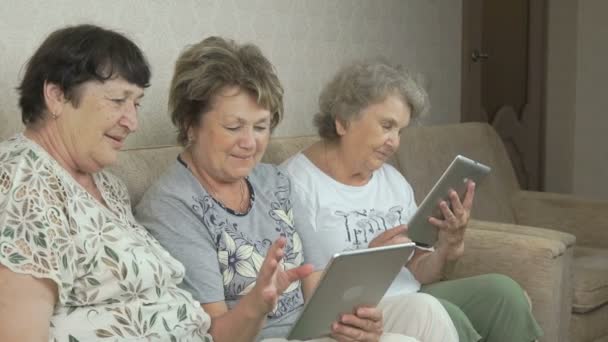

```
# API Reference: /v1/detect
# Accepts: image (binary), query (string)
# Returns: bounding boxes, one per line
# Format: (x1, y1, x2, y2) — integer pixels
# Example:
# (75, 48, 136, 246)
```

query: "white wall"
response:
(0, 0, 462, 148)
(544, 0, 577, 194)
(545, 0, 608, 200)
(572, 0, 608, 200)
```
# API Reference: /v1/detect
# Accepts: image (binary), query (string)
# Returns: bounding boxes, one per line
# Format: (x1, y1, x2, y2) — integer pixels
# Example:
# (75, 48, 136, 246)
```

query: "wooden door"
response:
(461, 0, 547, 191)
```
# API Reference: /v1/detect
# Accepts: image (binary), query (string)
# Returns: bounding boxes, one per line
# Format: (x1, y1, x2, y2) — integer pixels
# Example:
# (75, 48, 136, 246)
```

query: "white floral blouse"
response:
(0, 134, 212, 342)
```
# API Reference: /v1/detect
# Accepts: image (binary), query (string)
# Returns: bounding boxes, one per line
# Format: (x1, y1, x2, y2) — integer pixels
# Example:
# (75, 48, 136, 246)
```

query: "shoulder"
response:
(280, 152, 308, 175)
(0, 134, 43, 170)
(136, 160, 199, 214)
(279, 152, 320, 188)
(252, 162, 282, 177)
(250, 163, 292, 191)
(377, 163, 408, 183)
(0, 135, 62, 196)
(375, 163, 415, 196)
(142, 159, 195, 200)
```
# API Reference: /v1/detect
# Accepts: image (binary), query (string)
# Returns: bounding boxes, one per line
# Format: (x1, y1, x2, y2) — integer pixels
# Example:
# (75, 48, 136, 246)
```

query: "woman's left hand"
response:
(429, 180, 476, 261)
(331, 306, 384, 342)
(252, 237, 313, 315)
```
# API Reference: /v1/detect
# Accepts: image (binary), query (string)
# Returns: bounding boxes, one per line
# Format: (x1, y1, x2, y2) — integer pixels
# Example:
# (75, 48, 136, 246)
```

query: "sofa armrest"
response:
(511, 190, 608, 248)
(467, 218, 576, 248)
(447, 220, 574, 279)
(445, 220, 574, 342)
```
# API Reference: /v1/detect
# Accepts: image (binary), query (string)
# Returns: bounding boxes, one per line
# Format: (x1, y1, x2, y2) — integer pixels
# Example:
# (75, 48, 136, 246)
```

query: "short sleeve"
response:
(135, 192, 225, 304)
(290, 181, 333, 271)
(0, 157, 76, 302)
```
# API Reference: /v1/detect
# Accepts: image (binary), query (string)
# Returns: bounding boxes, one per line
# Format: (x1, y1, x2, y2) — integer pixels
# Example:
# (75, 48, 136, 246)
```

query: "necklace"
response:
(206, 177, 249, 214)
(183, 151, 250, 213)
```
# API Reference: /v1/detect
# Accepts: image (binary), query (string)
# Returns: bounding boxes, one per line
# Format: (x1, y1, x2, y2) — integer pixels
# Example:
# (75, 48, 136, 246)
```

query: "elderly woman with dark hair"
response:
(281, 59, 544, 342)
(136, 37, 458, 342)
(0, 24, 217, 341)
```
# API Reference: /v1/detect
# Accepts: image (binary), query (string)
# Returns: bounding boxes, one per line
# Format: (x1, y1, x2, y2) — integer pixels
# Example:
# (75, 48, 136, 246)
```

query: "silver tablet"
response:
(287, 243, 416, 341)
(407, 155, 491, 246)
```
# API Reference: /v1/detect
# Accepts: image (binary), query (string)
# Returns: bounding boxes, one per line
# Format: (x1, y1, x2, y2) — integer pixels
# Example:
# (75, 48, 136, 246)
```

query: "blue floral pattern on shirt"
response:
(193, 167, 304, 319)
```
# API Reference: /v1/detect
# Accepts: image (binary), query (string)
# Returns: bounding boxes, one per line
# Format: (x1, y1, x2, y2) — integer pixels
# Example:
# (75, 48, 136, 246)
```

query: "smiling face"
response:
(188, 86, 271, 183)
(337, 94, 411, 175)
(56, 77, 144, 172)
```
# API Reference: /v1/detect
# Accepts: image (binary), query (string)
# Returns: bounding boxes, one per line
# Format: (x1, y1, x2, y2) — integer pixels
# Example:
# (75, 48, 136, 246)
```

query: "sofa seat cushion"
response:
(573, 246, 608, 313)
(570, 304, 608, 342)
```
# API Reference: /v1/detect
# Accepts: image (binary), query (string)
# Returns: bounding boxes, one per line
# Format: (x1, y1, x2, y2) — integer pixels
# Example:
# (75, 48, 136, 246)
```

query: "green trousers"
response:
(421, 274, 543, 342)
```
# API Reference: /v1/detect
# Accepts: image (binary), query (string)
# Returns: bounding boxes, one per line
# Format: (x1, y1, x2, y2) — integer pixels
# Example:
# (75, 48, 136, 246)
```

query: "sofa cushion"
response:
(108, 136, 319, 206)
(261, 135, 318, 164)
(573, 246, 608, 313)
(395, 122, 518, 223)
(571, 304, 608, 341)
(109, 145, 181, 206)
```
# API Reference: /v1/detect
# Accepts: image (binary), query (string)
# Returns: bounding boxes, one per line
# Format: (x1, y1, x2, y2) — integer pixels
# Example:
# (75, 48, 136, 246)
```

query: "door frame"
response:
(460, 0, 549, 190)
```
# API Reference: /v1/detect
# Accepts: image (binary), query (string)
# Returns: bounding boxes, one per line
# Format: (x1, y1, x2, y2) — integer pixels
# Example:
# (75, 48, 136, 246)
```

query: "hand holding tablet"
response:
(287, 243, 416, 340)
(406, 155, 491, 246)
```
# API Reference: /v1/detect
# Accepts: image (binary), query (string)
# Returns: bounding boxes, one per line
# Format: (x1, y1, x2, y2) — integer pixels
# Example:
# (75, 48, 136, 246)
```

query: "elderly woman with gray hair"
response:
(281, 60, 543, 342)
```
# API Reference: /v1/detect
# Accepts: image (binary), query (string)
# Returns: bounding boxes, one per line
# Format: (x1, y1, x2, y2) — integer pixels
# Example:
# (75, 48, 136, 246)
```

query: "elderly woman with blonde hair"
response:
(136, 37, 458, 342)
(281, 59, 544, 342)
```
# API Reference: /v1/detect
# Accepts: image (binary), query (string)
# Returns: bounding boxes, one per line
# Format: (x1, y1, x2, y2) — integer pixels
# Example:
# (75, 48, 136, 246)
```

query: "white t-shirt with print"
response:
(281, 152, 422, 296)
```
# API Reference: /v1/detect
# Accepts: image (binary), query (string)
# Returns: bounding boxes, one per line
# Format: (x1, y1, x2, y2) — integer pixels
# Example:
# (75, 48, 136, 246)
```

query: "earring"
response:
(50, 112, 58, 119)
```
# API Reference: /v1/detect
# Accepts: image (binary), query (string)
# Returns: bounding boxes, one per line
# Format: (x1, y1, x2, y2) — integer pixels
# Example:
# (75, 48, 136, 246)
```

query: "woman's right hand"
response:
(331, 306, 384, 342)
(252, 237, 313, 315)
(369, 224, 412, 248)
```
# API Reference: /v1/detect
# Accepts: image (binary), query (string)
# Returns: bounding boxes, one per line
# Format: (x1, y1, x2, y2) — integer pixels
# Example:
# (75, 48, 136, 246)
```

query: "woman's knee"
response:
(380, 333, 420, 342)
(405, 292, 457, 329)
(380, 292, 453, 326)
(476, 273, 528, 304)
(407, 292, 448, 313)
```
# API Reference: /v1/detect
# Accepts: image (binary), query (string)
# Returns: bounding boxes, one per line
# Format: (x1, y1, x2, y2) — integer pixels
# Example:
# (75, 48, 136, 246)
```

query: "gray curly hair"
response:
(314, 59, 429, 141)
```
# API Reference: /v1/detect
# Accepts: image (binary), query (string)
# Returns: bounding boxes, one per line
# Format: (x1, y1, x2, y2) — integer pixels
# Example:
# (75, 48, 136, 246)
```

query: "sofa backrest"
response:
(109, 136, 320, 206)
(395, 122, 519, 223)
(110, 122, 520, 224)
(109, 145, 181, 206)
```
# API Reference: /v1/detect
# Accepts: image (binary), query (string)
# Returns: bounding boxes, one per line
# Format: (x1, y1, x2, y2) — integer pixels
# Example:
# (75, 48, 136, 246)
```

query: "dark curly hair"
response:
(18, 24, 151, 126)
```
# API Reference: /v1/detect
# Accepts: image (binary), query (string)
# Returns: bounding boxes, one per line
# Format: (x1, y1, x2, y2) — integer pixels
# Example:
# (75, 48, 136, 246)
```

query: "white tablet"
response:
(287, 242, 416, 340)
(407, 155, 491, 246)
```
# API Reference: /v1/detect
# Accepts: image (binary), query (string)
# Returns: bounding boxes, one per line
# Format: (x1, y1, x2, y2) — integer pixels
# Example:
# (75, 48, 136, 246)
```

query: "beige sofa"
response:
(109, 122, 608, 342)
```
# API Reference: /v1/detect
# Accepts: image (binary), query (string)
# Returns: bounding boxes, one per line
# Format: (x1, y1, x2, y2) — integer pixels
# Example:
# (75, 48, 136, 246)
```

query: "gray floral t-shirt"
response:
(135, 159, 305, 340)
(0, 134, 212, 342)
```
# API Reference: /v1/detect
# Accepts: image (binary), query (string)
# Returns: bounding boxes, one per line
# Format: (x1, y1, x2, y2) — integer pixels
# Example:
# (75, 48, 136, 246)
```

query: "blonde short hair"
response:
(169, 36, 284, 145)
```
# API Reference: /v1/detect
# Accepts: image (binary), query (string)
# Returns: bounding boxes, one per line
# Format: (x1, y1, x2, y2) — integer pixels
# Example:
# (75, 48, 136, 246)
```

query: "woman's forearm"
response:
(207, 293, 267, 342)
(407, 248, 455, 285)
